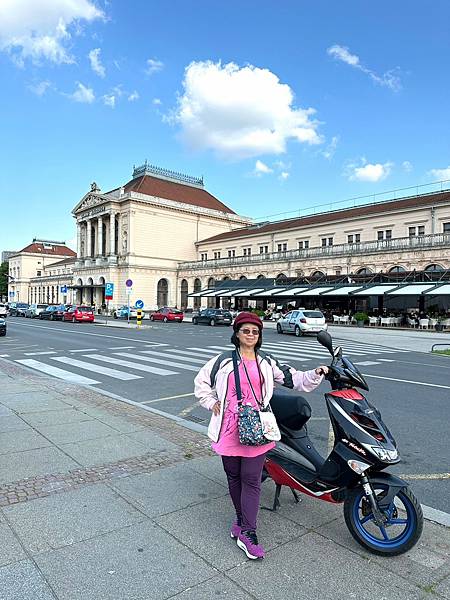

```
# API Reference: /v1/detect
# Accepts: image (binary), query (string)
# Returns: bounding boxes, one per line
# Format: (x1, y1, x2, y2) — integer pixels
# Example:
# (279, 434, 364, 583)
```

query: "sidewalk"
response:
(1, 359, 448, 599)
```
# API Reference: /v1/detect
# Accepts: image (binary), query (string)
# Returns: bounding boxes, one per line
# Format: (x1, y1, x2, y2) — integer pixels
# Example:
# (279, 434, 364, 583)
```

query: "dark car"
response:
(192, 308, 232, 326)
(0, 317, 6, 336)
(10, 302, 29, 316)
(39, 305, 66, 321)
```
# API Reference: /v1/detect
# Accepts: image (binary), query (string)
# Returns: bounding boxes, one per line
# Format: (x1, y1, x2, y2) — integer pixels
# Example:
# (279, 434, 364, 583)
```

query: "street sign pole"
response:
(106, 300, 109, 325)
(125, 279, 133, 325)
(104, 283, 114, 327)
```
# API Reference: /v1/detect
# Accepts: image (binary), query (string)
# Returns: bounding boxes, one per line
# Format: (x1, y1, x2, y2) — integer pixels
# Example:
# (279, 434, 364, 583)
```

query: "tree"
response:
(0, 262, 8, 300)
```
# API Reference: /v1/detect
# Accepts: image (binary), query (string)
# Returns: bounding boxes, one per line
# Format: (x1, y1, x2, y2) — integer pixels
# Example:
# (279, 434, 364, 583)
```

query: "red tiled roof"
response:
(198, 189, 450, 245)
(18, 243, 76, 257)
(119, 175, 236, 214)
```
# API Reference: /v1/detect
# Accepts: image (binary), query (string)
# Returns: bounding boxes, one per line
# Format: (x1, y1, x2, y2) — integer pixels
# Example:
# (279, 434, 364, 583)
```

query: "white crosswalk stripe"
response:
(69, 348, 98, 353)
(24, 351, 57, 356)
(16, 359, 100, 385)
(85, 354, 178, 375)
(51, 356, 143, 380)
(114, 352, 199, 372)
(141, 350, 206, 364)
(160, 348, 216, 359)
(187, 347, 224, 355)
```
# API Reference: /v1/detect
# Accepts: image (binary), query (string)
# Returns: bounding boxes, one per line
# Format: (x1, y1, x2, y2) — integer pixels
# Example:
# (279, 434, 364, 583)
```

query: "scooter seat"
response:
(270, 388, 312, 431)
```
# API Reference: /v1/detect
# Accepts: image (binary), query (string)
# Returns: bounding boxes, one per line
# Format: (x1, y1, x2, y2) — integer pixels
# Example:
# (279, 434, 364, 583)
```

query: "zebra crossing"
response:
(11, 338, 407, 387)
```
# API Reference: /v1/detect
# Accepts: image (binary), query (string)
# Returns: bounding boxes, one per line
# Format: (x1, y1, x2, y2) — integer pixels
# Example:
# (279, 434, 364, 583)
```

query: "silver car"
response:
(25, 304, 49, 318)
(0, 303, 7, 318)
(276, 309, 328, 337)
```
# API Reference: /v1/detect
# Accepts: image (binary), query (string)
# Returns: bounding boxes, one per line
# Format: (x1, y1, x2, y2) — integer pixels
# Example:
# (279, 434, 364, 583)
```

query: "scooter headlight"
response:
(347, 459, 371, 474)
(370, 446, 398, 462)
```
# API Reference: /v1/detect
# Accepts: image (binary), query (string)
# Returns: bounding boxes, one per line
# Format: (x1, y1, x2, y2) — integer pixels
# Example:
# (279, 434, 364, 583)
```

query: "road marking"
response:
(114, 352, 199, 372)
(0, 354, 10, 357)
(140, 392, 195, 404)
(141, 350, 205, 364)
(51, 357, 143, 381)
(8, 322, 153, 344)
(16, 359, 100, 385)
(364, 374, 450, 390)
(377, 359, 395, 362)
(187, 347, 222, 355)
(24, 351, 57, 356)
(160, 348, 214, 360)
(354, 361, 380, 366)
(69, 348, 98, 353)
(421, 505, 450, 527)
(85, 354, 178, 376)
(108, 346, 136, 350)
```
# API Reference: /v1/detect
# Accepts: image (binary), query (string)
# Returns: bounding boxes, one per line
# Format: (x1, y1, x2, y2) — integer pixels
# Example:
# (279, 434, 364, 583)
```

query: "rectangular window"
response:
(36, 270, 42, 276)
(298, 241, 309, 249)
(355, 234, 360, 243)
(444, 222, 450, 233)
(328, 237, 333, 246)
(259, 245, 269, 254)
(277, 243, 287, 252)
(321, 238, 327, 247)
(418, 225, 425, 236)
(243, 247, 252, 256)
(348, 234, 353, 244)
(305, 240, 309, 248)
(227, 249, 235, 257)
(377, 231, 384, 241)
(322, 238, 333, 247)
(386, 229, 392, 240)
(213, 251, 221, 259)
(409, 226, 416, 237)
(200, 253, 207, 261)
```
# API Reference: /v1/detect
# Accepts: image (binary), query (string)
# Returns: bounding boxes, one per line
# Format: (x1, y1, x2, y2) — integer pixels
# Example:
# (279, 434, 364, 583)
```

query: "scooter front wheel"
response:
(344, 484, 423, 556)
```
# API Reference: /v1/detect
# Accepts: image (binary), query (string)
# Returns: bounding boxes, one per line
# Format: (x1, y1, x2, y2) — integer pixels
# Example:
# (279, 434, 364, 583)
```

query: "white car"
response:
(25, 303, 48, 318)
(0, 303, 7, 318)
(277, 309, 328, 337)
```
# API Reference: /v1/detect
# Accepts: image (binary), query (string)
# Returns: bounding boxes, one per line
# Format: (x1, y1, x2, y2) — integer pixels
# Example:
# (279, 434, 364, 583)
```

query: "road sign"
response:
(9, 291, 15, 298)
(135, 299, 144, 309)
(60, 285, 68, 294)
(126, 287, 132, 294)
(125, 279, 133, 288)
(105, 282, 114, 300)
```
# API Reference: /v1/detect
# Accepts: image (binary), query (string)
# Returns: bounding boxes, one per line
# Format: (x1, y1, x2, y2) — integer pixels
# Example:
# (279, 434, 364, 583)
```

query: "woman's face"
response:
(236, 323, 261, 349)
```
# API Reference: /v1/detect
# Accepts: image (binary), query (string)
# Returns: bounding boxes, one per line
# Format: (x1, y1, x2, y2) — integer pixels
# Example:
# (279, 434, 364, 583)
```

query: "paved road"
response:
(2, 317, 449, 514)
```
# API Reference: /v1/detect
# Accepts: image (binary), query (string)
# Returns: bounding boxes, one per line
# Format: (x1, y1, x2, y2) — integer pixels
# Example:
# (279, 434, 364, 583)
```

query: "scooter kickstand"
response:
(261, 483, 282, 512)
(290, 488, 301, 504)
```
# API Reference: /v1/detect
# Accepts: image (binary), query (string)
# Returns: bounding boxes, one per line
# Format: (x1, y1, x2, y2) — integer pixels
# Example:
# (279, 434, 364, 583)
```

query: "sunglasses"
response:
(239, 328, 260, 336)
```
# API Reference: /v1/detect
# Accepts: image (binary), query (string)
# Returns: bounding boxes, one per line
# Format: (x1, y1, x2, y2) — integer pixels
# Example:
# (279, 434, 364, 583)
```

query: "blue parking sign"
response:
(105, 282, 114, 299)
(61, 285, 68, 294)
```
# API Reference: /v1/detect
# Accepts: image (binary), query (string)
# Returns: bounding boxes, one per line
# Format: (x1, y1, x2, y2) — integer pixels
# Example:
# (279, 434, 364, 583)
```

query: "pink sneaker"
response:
(230, 520, 241, 539)
(237, 530, 265, 560)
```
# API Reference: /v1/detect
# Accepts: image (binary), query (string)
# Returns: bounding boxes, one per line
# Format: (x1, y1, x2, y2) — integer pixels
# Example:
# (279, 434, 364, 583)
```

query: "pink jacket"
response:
(194, 350, 323, 442)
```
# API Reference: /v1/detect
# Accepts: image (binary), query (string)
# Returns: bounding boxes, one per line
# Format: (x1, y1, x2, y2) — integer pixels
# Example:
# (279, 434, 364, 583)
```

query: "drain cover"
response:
(184, 415, 206, 423)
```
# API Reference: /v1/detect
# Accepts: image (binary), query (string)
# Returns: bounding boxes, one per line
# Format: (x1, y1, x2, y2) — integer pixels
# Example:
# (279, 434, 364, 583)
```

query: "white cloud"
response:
(428, 166, 450, 180)
(327, 44, 401, 91)
(128, 90, 139, 101)
(346, 158, 393, 182)
(70, 82, 95, 103)
(28, 80, 51, 96)
(402, 160, 413, 172)
(0, 0, 104, 66)
(172, 60, 322, 159)
(88, 47, 105, 77)
(102, 93, 115, 108)
(153, 97, 162, 105)
(321, 135, 339, 160)
(146, 58, 164, 75)
(279, 171, 289, 181)
(253, 160, 273, 176)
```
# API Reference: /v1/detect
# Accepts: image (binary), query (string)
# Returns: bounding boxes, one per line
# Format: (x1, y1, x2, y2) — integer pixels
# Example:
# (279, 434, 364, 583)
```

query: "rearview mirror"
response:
(317, 330, 334, 355)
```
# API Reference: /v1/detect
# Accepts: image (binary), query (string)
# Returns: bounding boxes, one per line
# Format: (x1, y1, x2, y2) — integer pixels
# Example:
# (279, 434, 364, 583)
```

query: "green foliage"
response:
(0, 262, 8, 297)
(353, 312, 368, 322)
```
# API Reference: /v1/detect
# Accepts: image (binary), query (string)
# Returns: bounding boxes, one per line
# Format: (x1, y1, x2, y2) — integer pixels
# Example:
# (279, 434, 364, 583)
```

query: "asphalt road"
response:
(2, 316, 449, 515)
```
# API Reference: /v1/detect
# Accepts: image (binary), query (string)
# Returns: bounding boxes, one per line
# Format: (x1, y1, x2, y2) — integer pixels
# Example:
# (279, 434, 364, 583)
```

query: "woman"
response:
(194, 311, 328, 560)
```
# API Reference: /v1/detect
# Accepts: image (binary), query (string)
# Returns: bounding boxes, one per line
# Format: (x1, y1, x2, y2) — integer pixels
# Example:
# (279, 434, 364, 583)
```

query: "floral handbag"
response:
(232, 351, 281, 446)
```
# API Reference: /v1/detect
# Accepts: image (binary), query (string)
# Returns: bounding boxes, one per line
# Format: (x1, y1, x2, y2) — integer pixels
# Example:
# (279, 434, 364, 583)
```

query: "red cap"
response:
(233, 311, 263, 331)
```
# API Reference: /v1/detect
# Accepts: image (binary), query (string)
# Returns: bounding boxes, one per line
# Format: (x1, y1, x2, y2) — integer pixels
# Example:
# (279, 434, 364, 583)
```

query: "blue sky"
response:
(0, 0, 449, 252)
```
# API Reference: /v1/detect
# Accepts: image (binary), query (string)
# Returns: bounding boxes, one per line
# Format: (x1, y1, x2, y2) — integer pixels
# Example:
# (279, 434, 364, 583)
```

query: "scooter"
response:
(264, 330, 423, 556)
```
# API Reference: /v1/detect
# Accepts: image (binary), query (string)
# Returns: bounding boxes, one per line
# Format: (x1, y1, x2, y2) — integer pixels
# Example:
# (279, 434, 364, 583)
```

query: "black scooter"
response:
(264, 330, 423, 556)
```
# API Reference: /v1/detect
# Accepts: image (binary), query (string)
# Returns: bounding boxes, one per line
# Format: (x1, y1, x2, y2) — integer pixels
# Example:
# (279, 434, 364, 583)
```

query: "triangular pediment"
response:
(72, 192, 112, 215)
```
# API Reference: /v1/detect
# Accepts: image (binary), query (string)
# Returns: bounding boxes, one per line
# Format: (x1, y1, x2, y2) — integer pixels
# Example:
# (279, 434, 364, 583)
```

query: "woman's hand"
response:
(315, 366, 329, 376)
(212, 401, 221, 415)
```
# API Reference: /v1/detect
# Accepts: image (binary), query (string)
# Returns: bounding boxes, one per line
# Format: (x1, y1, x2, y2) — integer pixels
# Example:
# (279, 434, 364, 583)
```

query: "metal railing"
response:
(179, 233, 450, 270)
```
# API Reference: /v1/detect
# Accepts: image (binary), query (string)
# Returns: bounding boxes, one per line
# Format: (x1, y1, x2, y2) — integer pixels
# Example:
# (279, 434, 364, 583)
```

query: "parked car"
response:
(150, 307, 184, 323)
(0, 303, 7, 318)
(25, 303, 48, 318)
(276, 309, 328, 337)
(10, 302, 29, 316)
(39, 305, 65, 320)
(0, 317, 6, 336)
(113, 305, 138, 319)
(63, 306, 95, 323)
(192, 308, 232, 326)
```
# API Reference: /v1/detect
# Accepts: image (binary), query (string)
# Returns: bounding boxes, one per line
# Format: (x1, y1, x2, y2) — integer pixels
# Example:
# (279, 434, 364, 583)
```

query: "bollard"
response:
(136, 309, 143, 328)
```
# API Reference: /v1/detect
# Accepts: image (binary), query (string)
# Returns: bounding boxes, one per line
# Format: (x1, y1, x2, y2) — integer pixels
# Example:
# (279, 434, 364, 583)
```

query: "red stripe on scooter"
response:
(329, 389, 364, 401)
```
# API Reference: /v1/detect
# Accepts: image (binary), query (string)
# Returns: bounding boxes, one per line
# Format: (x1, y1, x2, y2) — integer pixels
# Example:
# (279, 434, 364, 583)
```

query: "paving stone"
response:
(434, 574, 450, 598)
(124, 429, 180, 453)
(0, 414, 29, 433)
(0, 429, 52, 455)
(0, 522, 27, 566)
(1, 392, 70, 414)
(85, 413, 146, 434)
(36, 420, 119, 445)
(156, 494, 307, 571)
(0, 560, 56, 600)
(172, 575, 253, 599)
(4, 484, 144, 554)
(0, 447, 79, 484)
(184, 455, 229, 487)
(0, 405, 14, 417)
(20, 409, 94, 428)
(34, 521, 216, 600)
(59, 434, 152, 466)
(111, 462, 227, 517)
(227, 532, 428, 600)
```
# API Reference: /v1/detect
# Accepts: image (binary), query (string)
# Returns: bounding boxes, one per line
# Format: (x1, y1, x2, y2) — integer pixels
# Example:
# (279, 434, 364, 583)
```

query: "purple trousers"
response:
(221, 454, 266, 531)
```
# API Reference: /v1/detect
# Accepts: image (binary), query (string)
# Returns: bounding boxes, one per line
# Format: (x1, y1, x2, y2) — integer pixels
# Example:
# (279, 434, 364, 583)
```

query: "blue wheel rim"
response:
(352, 488, 416, 549)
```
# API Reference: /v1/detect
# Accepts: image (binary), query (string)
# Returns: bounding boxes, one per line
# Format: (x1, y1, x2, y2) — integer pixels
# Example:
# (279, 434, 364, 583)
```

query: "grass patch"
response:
(432, 349, 450, 356)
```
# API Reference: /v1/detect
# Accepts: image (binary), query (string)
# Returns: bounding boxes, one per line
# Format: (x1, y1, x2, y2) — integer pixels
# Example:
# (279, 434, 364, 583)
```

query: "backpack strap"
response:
(210, 350, 234, 387)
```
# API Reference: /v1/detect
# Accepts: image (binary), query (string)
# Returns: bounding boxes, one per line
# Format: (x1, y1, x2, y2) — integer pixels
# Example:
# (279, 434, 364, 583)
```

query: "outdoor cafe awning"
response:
(352, 285, 398, 295)
(424, 284, 450, 295)
(387, 284, 436, 295)
(320, 286, 364, 296)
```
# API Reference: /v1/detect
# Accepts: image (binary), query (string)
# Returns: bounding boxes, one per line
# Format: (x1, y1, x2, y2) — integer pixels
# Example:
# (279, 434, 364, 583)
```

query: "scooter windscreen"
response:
(340, 356, 369, 391)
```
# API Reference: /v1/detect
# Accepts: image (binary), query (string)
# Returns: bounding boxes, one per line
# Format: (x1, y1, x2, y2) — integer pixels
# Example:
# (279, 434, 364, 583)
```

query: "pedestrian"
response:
(194, 311, 328, 560)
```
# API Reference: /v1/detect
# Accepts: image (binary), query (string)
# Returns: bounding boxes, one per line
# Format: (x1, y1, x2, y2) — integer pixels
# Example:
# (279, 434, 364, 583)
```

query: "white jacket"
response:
(194, 349, 323, 442)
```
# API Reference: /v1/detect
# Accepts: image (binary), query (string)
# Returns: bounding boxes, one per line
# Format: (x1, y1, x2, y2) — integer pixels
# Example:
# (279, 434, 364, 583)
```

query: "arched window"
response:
(239, 275, 247, 280)
(157, 279, 168, 307)
(388, 266, 406, 273)
(193, 278, 201, 309)
(356, 268, 373, 275)
(180, 279, 188, 309)
(207, 277, 215, 308)
(256, 274, 265, 279)
(311, 270, 325, 277)
(276, 273, 287, 281)
(208, 277, 215, 288)
(424, 264, 444, 272)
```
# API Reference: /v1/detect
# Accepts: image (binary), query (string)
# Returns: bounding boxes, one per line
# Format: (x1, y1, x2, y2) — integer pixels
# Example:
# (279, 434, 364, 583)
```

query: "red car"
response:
(63, 306, 95, 323)
(150, 307, 184, 323)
